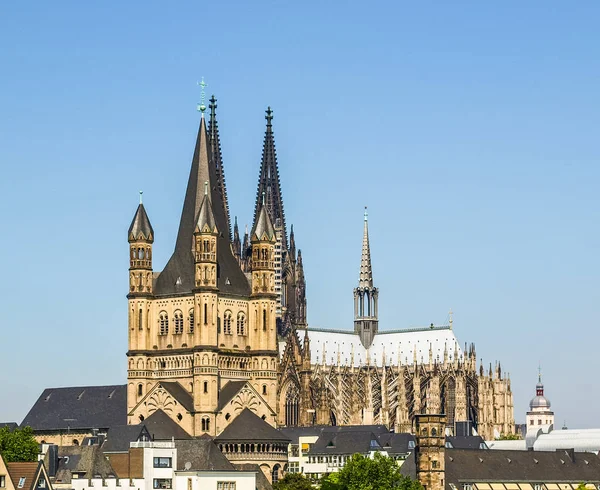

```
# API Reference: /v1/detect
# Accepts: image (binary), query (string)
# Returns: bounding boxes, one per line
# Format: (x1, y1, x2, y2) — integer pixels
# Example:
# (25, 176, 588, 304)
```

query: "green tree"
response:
(0, 426, 39, 462)
(496, 433, 521, 441)
(273, 473, 314, 490)
(320, 453, 423, 490)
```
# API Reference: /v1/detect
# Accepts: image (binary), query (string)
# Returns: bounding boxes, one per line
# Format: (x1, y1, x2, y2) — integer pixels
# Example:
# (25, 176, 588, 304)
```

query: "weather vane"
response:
(197, 77, 207, 113)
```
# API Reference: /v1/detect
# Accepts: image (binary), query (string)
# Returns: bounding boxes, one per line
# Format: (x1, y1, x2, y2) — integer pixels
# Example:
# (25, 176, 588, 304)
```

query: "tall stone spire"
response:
(208, 95, 232, 240)
(154, 97, 249, 296)
(354, 208, 378, 349)
(359, 207, 374, 288)
(253, 107, 287, 248)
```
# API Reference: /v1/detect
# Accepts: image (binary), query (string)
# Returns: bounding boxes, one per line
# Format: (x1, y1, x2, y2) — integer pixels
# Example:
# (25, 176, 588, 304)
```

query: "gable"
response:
(218, 382, 275, 419)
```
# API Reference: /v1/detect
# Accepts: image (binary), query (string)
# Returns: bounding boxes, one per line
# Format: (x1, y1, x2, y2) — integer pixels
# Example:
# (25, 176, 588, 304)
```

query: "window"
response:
(137, 384, 143, 397)
(262, 385, 267, 395)
(37, 478, 46, 489)
(174, 311, 184, 334)
(201, 417, 210, 432)
(223, 311, 232, 335)
(138, 308, 143, 330)
(263, 309, 267, 330)
(431, 428, 437, 436)
(203, 381, 208, 393)
(216, 483, 236, 490)
(237, 313, 246, 335)
(159, 312, 169, 335)
(0, 476, 6, 488)
(18, 479, 26, 489)
(153, 457, 172, 468)
(432, 460, 438, 469)
(153, 480, 172, 489)
(530, 420, 534, 425)
(188, 310, 194, 334)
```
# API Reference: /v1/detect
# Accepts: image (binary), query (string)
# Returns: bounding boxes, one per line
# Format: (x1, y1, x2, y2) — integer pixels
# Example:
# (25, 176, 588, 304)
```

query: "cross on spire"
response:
(265, 106, 273, 126)
(197, 77, 207, 113)
(209, 95, 217, 119)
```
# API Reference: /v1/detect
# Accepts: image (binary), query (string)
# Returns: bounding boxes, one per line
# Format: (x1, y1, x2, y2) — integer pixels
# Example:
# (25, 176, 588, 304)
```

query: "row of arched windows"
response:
(201, 417, 210, 432)
(159, 310, 194, 335)
(222, 311, 246, 335)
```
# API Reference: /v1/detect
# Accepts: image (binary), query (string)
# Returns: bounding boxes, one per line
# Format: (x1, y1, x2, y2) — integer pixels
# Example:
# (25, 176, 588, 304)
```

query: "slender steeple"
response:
(233, 216, 242, 263)
(254, 107, 287, 248)
(154, 87, 249, 296)
(359, 207, 373, 288)
(354, 207, 378, 349)
(208, 95, 232, 240)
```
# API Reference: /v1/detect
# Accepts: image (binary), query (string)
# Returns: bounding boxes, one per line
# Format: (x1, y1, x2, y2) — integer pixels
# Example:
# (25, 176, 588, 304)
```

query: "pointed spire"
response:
(359, 207, 374, 288)
(208, 95, 232, 239)
(195, 181, 218, 233)
(233, 216, 241, 260)
(289, 224, 297, 261)
(254, 106, 287, 247)
(128, 195, 154, 242)
(252, 197, 275, 241)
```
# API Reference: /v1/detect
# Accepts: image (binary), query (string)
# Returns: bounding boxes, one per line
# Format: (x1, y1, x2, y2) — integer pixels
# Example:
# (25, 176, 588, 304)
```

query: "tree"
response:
(320, 453, 423, 490)
(273, 473, 314, 490)
(0, 426, 39, 462)
(496, 433, 521, 441)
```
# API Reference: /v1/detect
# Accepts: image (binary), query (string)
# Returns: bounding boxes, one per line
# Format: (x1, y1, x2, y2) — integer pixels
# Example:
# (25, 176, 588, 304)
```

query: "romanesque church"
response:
(126, 97, 514, 440)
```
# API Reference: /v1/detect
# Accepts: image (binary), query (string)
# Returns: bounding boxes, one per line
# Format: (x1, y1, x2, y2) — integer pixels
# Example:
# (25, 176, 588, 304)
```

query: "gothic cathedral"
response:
(126, 97, 514, 440)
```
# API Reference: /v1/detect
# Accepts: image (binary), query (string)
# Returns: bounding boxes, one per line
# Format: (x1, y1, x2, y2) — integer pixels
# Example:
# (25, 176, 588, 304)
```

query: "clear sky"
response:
(0, 1, 598, 429)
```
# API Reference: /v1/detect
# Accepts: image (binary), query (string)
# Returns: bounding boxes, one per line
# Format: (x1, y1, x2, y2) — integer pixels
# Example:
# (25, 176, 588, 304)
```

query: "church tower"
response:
(354, 207, 378, 348)
(252, 107, 307, 336)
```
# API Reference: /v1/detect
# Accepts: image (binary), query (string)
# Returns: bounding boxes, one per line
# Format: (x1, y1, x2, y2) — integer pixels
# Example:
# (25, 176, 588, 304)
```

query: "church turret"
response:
(354, 207, 378, 348)
(194, 181, 218, 291)
(233, 216, 242, 264)
(128, 193, 154, 296)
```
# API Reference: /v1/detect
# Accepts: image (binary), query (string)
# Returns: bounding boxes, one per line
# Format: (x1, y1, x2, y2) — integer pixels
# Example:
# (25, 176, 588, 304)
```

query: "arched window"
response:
(139, 415, 144, 422)
(174, 310, 184, 334)
(237, 313, 246, 335)
(159, 312, 169, 335)
(188, 309, 194, 334)
(285, 385, 299, 426)
(262, 385, 267, 395)
(431, 428, 437, 437)
(72, 439, 79, 446)
(203, 381, 208, 394)
(272, 464, 280, 484)
(224, 311, 232, 335)
(138, 308, 143, 330)
(137, 384, 143, 397)
(203, 304, 208, 325)
(201, 417, 210, 432)
(263, 309, 267, 331)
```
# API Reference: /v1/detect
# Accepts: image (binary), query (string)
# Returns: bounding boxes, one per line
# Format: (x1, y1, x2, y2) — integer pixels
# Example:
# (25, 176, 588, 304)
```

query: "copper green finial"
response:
(197, 78, 207, 113)
(139, 190, 143, 205)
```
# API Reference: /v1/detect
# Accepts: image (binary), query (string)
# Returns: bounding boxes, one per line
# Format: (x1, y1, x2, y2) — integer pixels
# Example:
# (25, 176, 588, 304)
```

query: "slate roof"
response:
(160, 382, 194, 412)
(175, 435, 234, 471)
(21, 385, 126, 431)
(217, 381, 247, 411)
(101, 425, 150, 453)
(6, 462, 43, 490)
(54, 446, 115, 483)
(0, 422, 18, 431)
(154, 115, 250, 297)
(128, 203, 153, 241)
(195, 192, 217, 233)
(278, 425, 389, 445)
(215, 409, 290, 442)
(445, 448, 600, 486)
(446, 435, 488, 450)
(251, 203, 275, 241)
(143, 409, 191, 440)
(308, 431, 384, 455)
(377, 433, 416, 454)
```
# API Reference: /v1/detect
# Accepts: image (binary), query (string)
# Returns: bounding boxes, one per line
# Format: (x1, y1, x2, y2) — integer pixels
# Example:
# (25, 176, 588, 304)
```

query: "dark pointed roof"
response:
(159, 381, 195, 412)
(208, 96, 232, 240)
(215, 408, 290, 442)
(154, 114, 250, 297)
(195, 184, 218, 233)
(128, 203, 154, 242)
(252, 202, 275, 241)
(217, 381, 247, 411)
(175, 435, 234, 471)
(253, 107, 287, 247)
(142, 409, 192, 440)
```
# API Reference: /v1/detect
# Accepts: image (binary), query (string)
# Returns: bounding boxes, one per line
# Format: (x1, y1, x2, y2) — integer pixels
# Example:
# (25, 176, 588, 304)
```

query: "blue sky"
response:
(0, 1, 599, 428)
